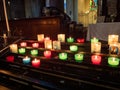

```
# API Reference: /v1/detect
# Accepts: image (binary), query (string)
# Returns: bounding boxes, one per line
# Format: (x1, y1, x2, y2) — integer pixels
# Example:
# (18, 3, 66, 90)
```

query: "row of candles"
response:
(6, 55, 40, 68)
(9, 43, 120, 67)
(91, 34, 120, 54)
(37, 34, 85, 43)
(6, 53, 120, 67)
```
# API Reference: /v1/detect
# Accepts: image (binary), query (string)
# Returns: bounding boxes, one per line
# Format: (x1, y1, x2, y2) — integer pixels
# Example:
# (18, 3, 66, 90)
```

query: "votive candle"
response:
(91, 37, 99, 43)
(30, 49, 38, 56)
(91, 55, 102, 65)
(91, 42, 101, 53)
(67, 37, 74, 43)
(44, 40, 52, 49)
(32, 43, 39, 48)
(53, 40, 61, 50)
(37, 34, 44, 41)
(44, 50, 51, 58)
(70, 45, 78, 52)
(20, 42, 27, 47)
(57, 34, 65, 42)
(77, 38, 85, 43)
(59, 52, 67, 60)
(74, 53, 84, 62)
(6, 55, 14, 62)
(18, 48, 26, 54)
(32, 58, 40, 68)
(108, 35, 119, 44)
(9, 44, 18, 53)
(108, 57, 119, 67)
(23, 56, 31, 64)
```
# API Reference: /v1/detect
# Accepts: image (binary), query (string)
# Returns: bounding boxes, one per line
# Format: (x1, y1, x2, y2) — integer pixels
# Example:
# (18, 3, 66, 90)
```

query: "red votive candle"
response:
(20, 42, 27, 47)
(77, 38, 85, 43)
(6, 56, 14, 62)
(32, 43, 39, 48)
(91, 55, 102, 65)
(44, 50, 51, 58)
(32, 58, 40, 68)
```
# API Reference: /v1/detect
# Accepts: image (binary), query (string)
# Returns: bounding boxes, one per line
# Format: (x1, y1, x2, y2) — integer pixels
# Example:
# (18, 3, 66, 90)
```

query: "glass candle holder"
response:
(9, 44, 18, 53)
(37, 34, 44, 41)
(91, 42, 101, 53)
(108, 35, 119, 45)
(23, 56, 31, 64)
(53, 40, 61, 50)
(74, 53, 84, 62)
(77, 38, 85, 43)
(6, 55, 14, 62)
(109, 43, 119, 55)
(44, 40, 52, 49)
(18, 48, 26, 54)
(108, 57, 119, 67)
(32, 43, 39, 48)
(70, 45, 78, 52)
(44, 50, 51, 58)
(91, 55, 102, 65)
(57, 34, 65, 42)
(32, 58, 40, 68)
(91, 37, 99, 43)
(30, 49, 38, 56)
(67, 37, 74, 43)
(59, 52, 67, 60)
(20, 42, 27, 47)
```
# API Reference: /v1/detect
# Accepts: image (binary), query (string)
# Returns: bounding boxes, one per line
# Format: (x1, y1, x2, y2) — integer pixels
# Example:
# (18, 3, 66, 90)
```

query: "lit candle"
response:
(44, 50, 51, 58)
(32, 58, 40, 68)
(44, 37, 50, 41)
(30, 49, 38, 56)
(91, 37, 99, 43)
(18, 48, 26, 54)
(108, 57, 119, 67)
(74, 53, 84, 62)
(59, 52, 67, 60)
(67, 37, 74, 43)
(6, 55, 14, 62)
(57, 34, 65, 42)
(37, 34, 44, 41)
(20, 42, 27, 47)
(77, 38, 85, 43)
(3, 33, 7, 46)
(91, 42, 101, 53)
(44, 40, 52, 49)
(23, 56, 31, 64)
(53, 40, 61, 50)
(70, 45, 78, 52)
(32, 43, 39, 48)
(108, 35, 119, 44)
(9, 44, 18, 53)
(91, 55, 102, 65)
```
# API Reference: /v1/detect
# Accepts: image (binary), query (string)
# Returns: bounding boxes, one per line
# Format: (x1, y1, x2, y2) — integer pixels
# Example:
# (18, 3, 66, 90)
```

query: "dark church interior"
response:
(0, 0, 120, 90)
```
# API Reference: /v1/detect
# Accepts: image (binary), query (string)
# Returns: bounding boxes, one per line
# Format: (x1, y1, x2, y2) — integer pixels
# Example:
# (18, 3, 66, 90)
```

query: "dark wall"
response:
(49, 0, 64, 11)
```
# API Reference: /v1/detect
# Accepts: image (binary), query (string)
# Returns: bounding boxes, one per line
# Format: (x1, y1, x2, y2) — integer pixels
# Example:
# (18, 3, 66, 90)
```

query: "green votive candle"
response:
(18, 48, 26, 54)
(91, 37, 99, 43)
(108, 57, 119, 67)
(30, 49, 38, 56)
(67, 37, 74, 43)
(74, 53, 84, 62)
(59, 52, 67, 60)
(70, 45, 78, 52)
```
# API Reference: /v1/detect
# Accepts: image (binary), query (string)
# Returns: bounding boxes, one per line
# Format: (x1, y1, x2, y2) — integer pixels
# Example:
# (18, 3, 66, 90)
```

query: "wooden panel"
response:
(0, 16, 68, 40)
